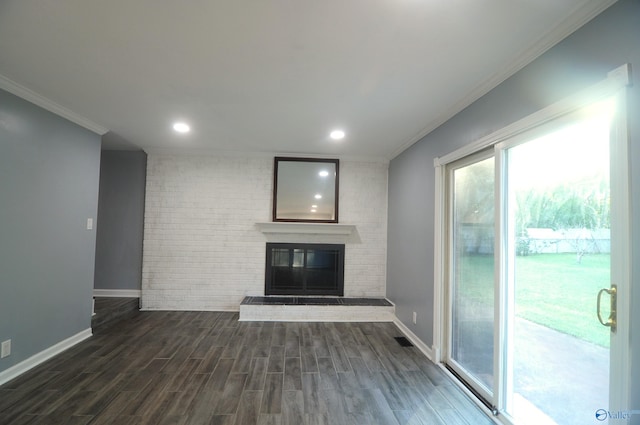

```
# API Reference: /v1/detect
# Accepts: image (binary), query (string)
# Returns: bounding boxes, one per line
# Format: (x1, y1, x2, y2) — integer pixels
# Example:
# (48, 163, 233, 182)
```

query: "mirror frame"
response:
(273, 157, 340, 223)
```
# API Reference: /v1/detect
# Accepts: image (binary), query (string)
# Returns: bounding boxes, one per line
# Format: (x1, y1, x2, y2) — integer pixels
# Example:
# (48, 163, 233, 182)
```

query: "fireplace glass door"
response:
(265, 243, 345, 296)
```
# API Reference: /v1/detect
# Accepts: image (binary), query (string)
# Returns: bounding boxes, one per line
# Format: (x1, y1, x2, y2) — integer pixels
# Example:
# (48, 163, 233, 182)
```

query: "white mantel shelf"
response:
(256, 222, 356, 236)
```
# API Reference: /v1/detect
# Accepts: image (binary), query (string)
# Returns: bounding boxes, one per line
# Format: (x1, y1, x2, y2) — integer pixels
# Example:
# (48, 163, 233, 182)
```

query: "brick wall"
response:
(141, 153, 388, 311)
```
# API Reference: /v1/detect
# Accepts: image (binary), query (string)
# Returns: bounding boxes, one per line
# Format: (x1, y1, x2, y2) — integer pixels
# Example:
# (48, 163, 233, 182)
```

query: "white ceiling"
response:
(0, 0, 614, 160)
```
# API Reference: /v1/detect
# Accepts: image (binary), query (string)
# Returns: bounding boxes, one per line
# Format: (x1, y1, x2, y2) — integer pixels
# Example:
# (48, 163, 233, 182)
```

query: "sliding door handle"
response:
(596, 285, 617, 333)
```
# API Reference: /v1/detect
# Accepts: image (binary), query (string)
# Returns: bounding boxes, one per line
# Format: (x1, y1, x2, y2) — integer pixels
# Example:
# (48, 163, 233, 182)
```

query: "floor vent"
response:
(394, 336, 413, 347)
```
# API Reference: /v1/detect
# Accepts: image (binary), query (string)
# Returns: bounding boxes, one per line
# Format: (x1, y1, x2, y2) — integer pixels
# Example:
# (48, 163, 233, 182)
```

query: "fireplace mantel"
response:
(255, 222, 356, 236)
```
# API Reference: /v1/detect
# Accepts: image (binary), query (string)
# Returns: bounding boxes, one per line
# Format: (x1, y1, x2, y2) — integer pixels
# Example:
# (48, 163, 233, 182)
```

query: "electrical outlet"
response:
(1, 340, 11, 358)
(86, 218, 93, 230)
(412, 312, 417, 324)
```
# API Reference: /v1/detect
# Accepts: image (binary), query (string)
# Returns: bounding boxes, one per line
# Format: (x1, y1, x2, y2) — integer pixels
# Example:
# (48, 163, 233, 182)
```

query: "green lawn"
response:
(515, 253, 611, 348)
(458, 253, 611, 348)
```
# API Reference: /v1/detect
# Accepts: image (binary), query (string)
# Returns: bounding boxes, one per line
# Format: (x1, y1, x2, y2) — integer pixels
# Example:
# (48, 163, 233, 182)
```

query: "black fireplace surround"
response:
(265, 243, 345, 296)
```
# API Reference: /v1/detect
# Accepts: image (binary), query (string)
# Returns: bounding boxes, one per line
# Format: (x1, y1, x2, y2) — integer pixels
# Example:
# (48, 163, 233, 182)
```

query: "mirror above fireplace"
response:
(273, 157, 339, 223)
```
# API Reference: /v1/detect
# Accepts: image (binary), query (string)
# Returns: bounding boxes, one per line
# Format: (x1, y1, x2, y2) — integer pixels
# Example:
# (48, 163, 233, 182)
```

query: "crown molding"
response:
(0, 74, 108, 135)
(143, 147, 389, 164)
(389, 0, 618, 160)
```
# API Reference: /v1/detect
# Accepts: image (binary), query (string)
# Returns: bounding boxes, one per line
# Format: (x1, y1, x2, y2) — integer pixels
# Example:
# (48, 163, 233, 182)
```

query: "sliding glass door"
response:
(443, 94, 629, 425)
(500, 101, 615, 425)
(447, 152, 496, 403)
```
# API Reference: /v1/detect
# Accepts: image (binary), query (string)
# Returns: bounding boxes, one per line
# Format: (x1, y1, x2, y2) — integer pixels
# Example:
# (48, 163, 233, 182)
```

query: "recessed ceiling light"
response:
(311, 204, 318, 208)
(311, 209, 317, 213)
(330, 130, 345, 140)
(314, 194, 322, 199)
(173, 122, 190, 133)
(318, 170, 329, 177)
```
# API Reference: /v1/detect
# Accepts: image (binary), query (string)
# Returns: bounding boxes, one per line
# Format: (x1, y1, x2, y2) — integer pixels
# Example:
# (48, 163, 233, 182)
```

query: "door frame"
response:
(433, 64, 632, 422)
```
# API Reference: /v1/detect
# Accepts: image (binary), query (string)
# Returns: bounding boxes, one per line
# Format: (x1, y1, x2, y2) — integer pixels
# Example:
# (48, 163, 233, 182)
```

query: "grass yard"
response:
(515, 253, 611, 348)
(458, 253, 611, 348)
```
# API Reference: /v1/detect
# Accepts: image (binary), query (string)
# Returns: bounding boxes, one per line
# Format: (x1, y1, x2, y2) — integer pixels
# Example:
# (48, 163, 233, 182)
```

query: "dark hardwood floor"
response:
(0, 311, 493, 425)
(92, 297, 139, 330)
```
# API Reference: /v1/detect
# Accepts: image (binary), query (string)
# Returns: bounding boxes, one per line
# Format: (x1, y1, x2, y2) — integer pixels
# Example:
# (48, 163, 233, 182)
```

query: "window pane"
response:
(505, 111, 612, 425)
(451, 156, 495, 392)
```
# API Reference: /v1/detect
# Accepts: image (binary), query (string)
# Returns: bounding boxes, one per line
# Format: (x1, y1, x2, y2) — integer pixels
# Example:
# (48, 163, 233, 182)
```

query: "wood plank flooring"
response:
(92, 297, 139, 330)
(0, 311, 494, 425)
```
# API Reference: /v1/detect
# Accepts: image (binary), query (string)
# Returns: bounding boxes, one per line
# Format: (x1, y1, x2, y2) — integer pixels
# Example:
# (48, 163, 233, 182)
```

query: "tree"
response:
(515, 177, 610, 233)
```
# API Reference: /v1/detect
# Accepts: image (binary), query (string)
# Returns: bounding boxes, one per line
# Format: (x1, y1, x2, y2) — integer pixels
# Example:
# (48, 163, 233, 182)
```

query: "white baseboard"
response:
(93, 289, 141, 298)
(393, 316, 434, 361)
(139, 307, 240, 312)
(0, 328, 92, 386)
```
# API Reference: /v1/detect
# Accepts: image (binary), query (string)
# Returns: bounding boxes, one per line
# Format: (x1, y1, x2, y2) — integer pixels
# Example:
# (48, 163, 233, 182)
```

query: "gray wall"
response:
(387, 0, 640, 416)
(0, 89, 101, 373)
(94, 150, 147, 291)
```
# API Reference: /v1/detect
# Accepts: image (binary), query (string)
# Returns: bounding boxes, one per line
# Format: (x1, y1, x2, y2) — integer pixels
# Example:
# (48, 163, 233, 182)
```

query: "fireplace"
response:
(265, 243, 345, 296)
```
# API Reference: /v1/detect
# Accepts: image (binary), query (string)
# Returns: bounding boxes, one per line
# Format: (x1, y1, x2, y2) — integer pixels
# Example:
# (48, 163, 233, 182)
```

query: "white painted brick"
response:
(239, 304, 395, 322)
(142, 154, 388, 311)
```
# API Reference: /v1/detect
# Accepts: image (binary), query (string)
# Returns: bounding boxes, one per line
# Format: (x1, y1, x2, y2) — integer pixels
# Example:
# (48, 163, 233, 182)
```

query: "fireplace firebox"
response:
(265, 243, 345, 296)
